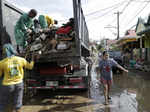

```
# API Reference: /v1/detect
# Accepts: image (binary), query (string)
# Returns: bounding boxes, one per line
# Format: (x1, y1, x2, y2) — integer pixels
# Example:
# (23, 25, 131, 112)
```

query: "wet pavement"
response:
(19, 64, 150, 112)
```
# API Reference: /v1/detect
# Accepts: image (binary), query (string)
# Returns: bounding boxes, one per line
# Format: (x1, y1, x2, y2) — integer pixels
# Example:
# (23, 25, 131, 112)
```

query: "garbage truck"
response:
(0, 0, 91, 91)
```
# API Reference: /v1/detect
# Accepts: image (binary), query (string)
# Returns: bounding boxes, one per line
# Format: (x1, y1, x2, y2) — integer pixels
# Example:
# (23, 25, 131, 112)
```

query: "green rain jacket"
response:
(38, 15, 48, 29)
(14, 13, 33, 48)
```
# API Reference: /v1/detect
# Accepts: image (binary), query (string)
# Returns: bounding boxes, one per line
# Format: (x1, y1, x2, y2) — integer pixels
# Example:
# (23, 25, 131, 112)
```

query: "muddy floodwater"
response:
(8, 65, 150, 112)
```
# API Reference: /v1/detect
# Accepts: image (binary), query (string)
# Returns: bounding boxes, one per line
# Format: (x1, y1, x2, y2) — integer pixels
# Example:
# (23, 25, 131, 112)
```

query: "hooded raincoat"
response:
(38, 15, 48, 29)
(14, 13, 33, 48)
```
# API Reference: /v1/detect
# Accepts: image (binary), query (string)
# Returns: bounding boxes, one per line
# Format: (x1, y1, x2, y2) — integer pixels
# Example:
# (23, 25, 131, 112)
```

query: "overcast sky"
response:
(6, 0, 150, 41)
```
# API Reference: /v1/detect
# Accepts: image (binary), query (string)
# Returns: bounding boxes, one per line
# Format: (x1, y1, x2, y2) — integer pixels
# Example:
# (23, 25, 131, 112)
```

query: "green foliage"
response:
(110, 44, 120, 51)
(96, 44, 102, 50)
(95, 43, 104, 52)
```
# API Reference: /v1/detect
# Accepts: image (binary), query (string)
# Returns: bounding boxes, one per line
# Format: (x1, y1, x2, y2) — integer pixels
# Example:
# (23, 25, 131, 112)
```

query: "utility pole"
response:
(115, 11, 121, 40)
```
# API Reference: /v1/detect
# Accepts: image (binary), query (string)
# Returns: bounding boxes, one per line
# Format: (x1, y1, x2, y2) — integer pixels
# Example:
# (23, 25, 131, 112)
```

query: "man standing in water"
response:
(98, 51, 128, 105)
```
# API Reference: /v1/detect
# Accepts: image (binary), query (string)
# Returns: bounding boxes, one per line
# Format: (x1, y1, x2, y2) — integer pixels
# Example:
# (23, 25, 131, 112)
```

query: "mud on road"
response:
(22, 90, 93, 112)
(7, 65, 150, 112)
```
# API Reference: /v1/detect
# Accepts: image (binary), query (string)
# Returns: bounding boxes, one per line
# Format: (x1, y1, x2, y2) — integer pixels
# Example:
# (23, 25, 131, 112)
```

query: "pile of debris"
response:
(25, 18, 75, 55)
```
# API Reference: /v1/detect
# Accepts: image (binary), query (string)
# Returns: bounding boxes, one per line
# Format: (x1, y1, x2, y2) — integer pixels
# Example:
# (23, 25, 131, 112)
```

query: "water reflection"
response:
(90, 65, 150, 112)
(94, 107, 111, 112)
(114, 73, 150, 112)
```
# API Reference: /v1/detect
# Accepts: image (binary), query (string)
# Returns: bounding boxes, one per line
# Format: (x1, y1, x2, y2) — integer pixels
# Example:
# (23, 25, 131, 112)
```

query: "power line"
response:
(87, 8, 117, 21)
(128, 24, 136, 29)
(120, 0, 135, 27)
(107, 17, 117, 26)
(85, 0, 126, 17)
(121, 0, 144, 29)
(121, 0, 134, 13)
(132, 0, 150, 2)
(106, 28, 117, 36)
(107, 0, 133, 27)
(87, 2, 124, 21)
(106, 0, 143, 38)
(119, 1, 147, 32)
(107, 0, 141, 29)
(125, 2, 150, 26)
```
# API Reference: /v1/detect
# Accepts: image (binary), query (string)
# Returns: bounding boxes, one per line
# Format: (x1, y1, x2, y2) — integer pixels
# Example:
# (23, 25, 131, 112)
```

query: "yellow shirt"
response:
(0, 56, 34, 85)
(45, 15, 54, 28)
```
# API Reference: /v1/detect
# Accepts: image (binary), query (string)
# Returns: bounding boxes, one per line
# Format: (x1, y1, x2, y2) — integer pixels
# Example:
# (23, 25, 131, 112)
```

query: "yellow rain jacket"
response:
(45, 15, 54, 28)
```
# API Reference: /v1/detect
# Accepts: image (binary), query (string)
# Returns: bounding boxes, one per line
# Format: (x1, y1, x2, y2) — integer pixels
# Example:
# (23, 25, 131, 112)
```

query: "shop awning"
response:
(117, 36, 139, 46)
(117, 30, 140, 46)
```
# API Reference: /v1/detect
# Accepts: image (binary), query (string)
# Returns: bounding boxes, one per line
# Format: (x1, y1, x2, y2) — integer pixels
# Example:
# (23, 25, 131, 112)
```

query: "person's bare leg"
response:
(107, 83, 111, 100)
(103, 84, 108, 104)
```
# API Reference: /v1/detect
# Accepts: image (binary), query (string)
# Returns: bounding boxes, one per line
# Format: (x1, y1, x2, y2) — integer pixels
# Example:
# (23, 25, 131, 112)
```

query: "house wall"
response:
(144, 34, 150, 62)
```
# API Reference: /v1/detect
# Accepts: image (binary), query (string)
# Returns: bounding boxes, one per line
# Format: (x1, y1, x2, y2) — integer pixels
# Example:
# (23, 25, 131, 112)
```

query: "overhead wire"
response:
(85, 0, 126, 17)
(132, 0, 150, 2)
(121, 0, 134, 13)
(119, 1, 149, 36)
(106, 28, 117, 36)
(106, 0, 133, 28)
(125, 1, 150, 27)
(119, 0, 134, 27)
(85, 0, 150, 39)
(87, 7, 118, 21)
(86, 1, 126, 21)
(84, 0, 150, 38)
(107, 0, 145, 29)
(129, 24, 136, 29)
(108, 0, 148, 36)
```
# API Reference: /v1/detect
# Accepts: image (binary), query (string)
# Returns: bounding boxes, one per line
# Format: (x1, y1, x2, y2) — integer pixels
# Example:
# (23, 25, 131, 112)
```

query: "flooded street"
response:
(21, 65, 150, 112)
(1, 0, 150, 112)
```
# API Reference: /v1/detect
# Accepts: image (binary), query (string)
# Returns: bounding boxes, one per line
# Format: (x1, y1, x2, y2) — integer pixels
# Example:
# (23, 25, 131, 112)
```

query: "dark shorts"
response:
(100, 77, 112, 85)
